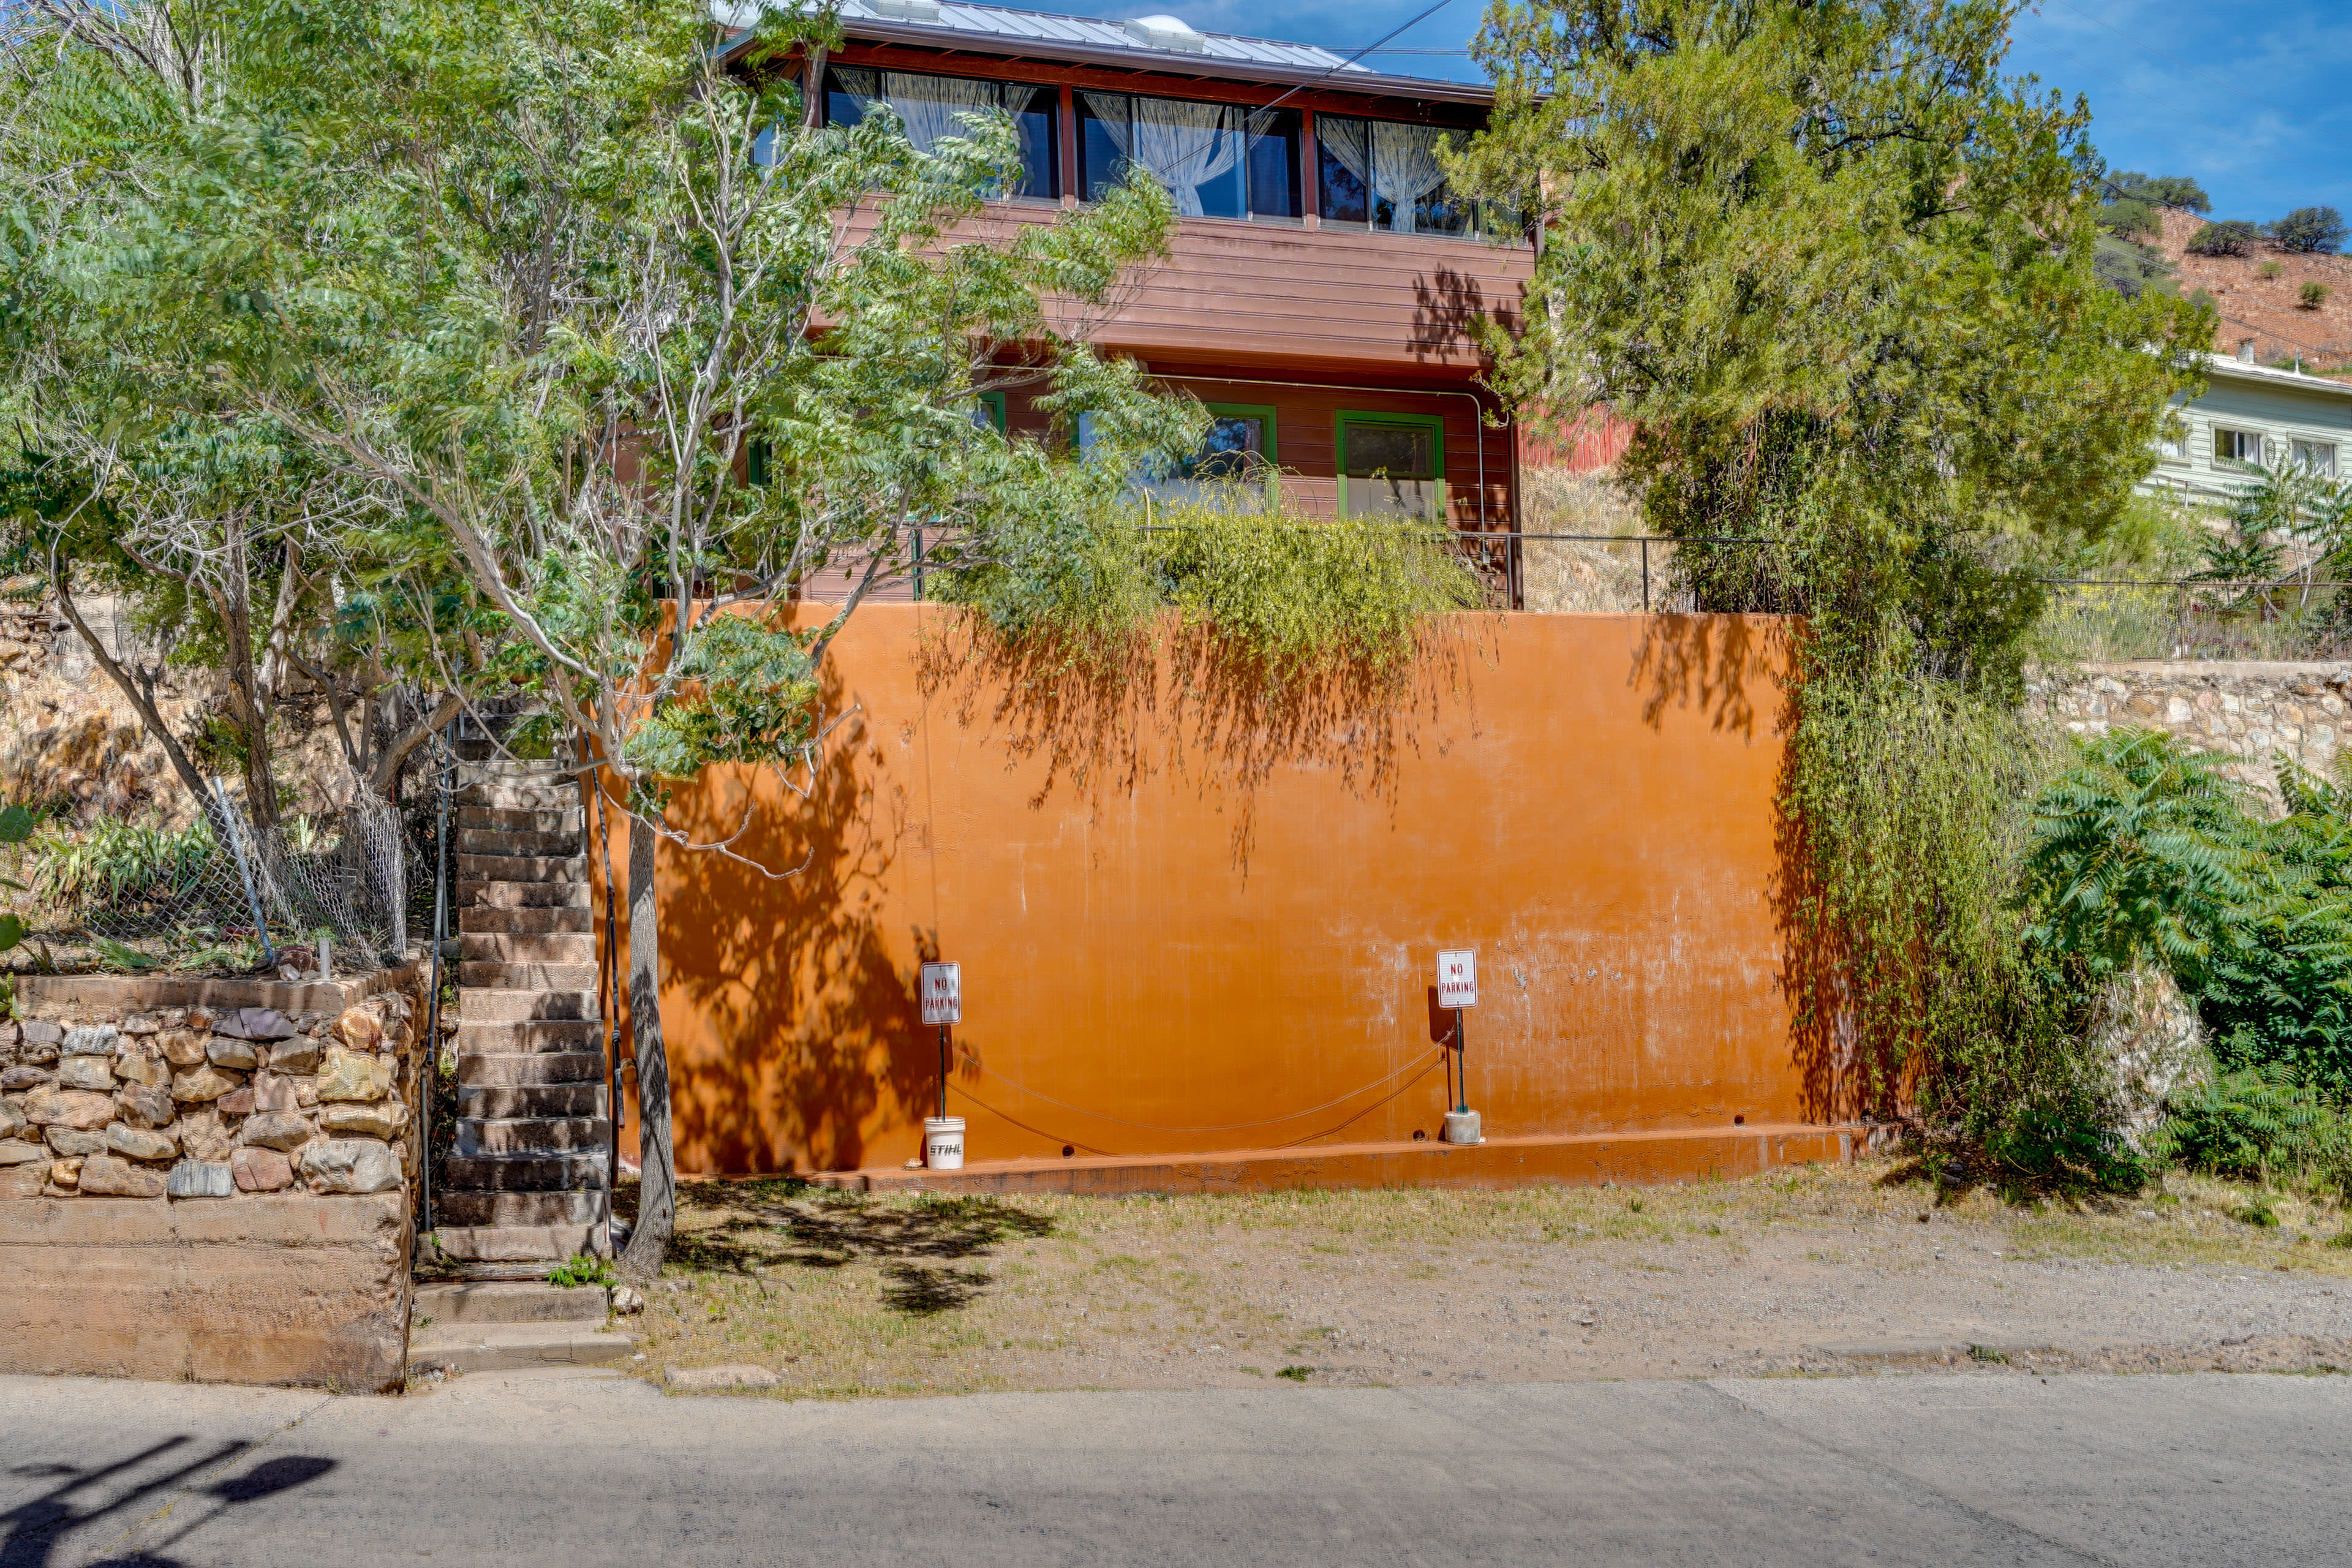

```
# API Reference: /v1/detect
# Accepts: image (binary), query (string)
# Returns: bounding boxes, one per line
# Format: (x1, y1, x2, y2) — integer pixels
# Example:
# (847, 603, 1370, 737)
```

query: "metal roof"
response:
(718, 1, 1494, 106)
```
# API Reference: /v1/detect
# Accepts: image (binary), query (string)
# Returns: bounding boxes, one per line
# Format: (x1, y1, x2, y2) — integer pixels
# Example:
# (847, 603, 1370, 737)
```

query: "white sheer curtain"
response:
(1316, 114, 1373, 191)
(1086, 93, 1245, 217)
(881, 70, 1001, 156)
(1370, 121, 1452, 232)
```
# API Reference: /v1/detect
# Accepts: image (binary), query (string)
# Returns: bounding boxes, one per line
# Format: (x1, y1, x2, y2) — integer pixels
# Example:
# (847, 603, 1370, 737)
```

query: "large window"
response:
(1078, 93, 1300, 221)
(1338, 410, 1446, 520)
(824, 67, 1059, 199)
(1317, 116, 1504, 241)
(2291, 438, 2338, 477)
(2213, 426, 2265, 468)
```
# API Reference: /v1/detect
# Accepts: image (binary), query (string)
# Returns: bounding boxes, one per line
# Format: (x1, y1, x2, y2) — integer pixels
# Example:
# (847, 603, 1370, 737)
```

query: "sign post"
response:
(919, 962, 966, 1169)
(1436, 949, 1480, 1145)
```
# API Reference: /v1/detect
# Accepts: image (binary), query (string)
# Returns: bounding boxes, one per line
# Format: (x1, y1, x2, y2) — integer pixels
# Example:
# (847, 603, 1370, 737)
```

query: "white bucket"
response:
(924, 1117, 967, 1170)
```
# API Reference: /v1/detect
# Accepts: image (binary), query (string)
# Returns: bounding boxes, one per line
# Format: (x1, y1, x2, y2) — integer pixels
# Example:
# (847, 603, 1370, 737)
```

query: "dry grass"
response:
(619, 1161, 2352, 1399)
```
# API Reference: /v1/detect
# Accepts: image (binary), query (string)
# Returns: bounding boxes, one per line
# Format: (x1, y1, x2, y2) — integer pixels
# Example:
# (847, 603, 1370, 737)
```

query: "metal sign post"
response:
(921, 960, 962, 1126)
(1436, 949, 1481, 1145)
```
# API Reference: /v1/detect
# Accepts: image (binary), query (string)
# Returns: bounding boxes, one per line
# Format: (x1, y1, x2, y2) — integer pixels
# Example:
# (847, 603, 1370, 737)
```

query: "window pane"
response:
(1245, 110, 1301, 219)
(1132, 97, 1245, 218)
(1005, 83, 1060, 198)
(1188, 415, 1265, 478)
(1317, 115, 1371, 225)
(826, 66, 878, 131)
(1344, 423, 1436, 478)
(1078, 92, 1129, 202)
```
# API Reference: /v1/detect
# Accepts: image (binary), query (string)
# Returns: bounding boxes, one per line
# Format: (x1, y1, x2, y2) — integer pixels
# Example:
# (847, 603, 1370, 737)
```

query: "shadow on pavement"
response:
(4, 1438, 334, 1567)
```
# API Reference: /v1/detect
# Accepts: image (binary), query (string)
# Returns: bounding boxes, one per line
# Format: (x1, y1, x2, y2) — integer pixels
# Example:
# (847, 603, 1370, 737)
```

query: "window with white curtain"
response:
(1316, 115, 1506, 241)
(1077, 93, 1300, 221)
(823, 67, 1060, 199)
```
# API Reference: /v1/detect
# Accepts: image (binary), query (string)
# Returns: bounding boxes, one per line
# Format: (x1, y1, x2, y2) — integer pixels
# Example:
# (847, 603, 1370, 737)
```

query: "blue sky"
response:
(1041, 0, 2348, 223)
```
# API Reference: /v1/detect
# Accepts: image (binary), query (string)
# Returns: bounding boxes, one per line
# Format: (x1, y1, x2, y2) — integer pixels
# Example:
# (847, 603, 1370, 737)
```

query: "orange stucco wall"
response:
(598, 607, 1810, 1177)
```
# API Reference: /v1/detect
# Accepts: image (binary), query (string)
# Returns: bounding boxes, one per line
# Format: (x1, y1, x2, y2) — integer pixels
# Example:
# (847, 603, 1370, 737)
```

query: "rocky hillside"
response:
(2157, 208, 2352, 376)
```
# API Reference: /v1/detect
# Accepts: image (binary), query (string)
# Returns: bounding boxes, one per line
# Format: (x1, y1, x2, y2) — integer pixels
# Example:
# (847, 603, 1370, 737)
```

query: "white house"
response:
(2146, 353, 2352, 505)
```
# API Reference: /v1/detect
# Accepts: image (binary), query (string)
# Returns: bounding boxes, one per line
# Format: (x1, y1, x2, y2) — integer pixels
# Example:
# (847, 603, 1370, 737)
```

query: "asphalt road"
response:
(4, 1367, 2348, 1566)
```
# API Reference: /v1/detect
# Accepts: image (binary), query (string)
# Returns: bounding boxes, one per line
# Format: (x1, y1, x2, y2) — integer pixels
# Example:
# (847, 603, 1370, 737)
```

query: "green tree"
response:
(1458, 0, 2209, 1158)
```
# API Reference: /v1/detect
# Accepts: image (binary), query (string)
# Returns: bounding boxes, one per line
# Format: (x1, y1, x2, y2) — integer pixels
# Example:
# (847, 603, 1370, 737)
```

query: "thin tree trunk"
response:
(617, 809, 674, 1277)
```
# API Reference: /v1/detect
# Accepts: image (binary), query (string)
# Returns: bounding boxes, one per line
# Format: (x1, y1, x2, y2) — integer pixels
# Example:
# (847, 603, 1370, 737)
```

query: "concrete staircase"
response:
(429, 741, 614, 1267)
(408, 1280, 634, 1374)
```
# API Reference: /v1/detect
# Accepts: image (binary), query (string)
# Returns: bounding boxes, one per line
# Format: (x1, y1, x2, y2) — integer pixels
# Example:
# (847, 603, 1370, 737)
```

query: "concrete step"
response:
(456, 1051, 606, 1087)
(461, 879, 592, 910)
(456, 1116, 611, 1157)
(457, 988, 598, 1023)
(456, 1082, 608, 1120)
(461, 931, 597, 963)
(460, 959, 601, 990)
(457, 1018, 605, 1054)
(459, 807, 584, 835)
(445, 1151, 611, 1191)
(454, 784, 579, 812)
(414, 1280, 610, 1325)
(457, 853, 585, 884)
(459, 904, 595, 935)
(407, 1321, 635, 1375)
(457, 1020, 605, 1057)
(457, 827, 585, 858)
(433, 1188, 607, 1229)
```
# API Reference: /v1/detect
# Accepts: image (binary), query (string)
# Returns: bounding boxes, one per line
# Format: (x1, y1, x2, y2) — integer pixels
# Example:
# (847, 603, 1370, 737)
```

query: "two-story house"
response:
(727, 1, 1532, 588)
(2149, 352, 2352, 506)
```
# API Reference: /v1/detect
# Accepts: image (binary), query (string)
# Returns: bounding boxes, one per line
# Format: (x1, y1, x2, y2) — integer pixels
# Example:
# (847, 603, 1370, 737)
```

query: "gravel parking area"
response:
(622, 1159, 2352, 1398)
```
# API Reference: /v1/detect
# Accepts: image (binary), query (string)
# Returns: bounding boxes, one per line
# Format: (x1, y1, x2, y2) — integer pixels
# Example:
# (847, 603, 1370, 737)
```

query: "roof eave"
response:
(723, 21, 1496, 105)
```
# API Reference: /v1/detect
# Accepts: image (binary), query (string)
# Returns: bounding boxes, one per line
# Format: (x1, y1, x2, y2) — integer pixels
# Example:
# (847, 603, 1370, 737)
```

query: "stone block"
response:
(20, 1021, 61, 1047)
(119, 1013, 160, 1036)
(664, 1363, 780, 1391)
(45, 1126, 106, 1157)
(15, 1040, 56, 1066)
(178, 1109, 235, 1163)
(207, 1035, 262, 1071)
(238, 1112, 315, 1152)
(171, 1065, 243, 1103)
(114, 1084, 176, 1129)
(49, 1156, 81, 1188)
(0, 1163, 43, 1199)
(77, 1155, 167, 1198)
(317, 1046, 391, 1102)
(215, 1086, 254, 1117)
(0, 1099, 22, 1140)
(266, 1037, 323, 1074)
(167, 1159, 235, 1198)
(1, 1066, 50, 1091)
(113, 1054, 170, 1089)
(25, 1086, 118, 1130)
(211, 1008, 295, 1041)
(230, 1145, 294, 1193)
(252, 1074, 300, 1114)
(56, 1057, 115, 1092)
(61, 1025, 117, 1057)
(320, 1102, 407, 1140)
(299, 1138, 400, 1194)
(337, 1008, 383, 1050)
(0, 1138, 43, 1166)
(159, 1030, 208, 1067)
(105, 1123, 177, 1162)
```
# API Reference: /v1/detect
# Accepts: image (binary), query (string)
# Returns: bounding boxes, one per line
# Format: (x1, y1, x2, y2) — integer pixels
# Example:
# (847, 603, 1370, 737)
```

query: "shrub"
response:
(2185, 221, 2262, 257)
(29, 817, 218, 917)
(2154, 1065, 2351, 1185)
(2302, 282, 2332, 311)
(2259, 260, 2285, 280)
(2269, 206, 2348, 255)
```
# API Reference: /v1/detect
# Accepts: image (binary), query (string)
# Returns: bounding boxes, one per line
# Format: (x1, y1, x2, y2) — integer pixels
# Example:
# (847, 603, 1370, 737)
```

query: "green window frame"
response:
(1336, 409, 1446, 520)
(1204, 402, 1279, 466)
(974, 391, 1008, 434)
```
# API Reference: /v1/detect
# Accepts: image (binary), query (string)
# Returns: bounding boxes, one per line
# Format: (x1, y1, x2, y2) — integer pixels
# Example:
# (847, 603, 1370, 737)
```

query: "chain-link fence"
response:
(0, 787, 431, 977)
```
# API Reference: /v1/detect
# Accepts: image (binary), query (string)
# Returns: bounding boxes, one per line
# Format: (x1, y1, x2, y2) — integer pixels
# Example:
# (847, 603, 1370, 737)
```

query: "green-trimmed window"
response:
(1336, 410, 1445, 520)
(1187, 402, 1277, 478)
(973, 391, 1008, 434)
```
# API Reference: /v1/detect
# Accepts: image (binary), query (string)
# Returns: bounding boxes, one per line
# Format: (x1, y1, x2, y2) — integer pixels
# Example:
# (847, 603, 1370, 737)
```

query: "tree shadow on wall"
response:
(1410, 266, 1518, 364)
(1630, 612, 1785, 741)
(915, 611, 1501, 872)
(654, 663, 938, 1175)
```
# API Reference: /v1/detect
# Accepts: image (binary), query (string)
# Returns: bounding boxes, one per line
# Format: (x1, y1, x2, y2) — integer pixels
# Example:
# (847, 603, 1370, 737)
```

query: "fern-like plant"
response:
(2022, 729, 2260, 989)
(2152, 1063, 2350, 1184)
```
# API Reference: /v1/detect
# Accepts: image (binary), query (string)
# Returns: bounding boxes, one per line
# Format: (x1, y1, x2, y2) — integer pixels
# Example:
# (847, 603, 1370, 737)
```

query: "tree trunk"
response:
(617, 809, 674, 1278)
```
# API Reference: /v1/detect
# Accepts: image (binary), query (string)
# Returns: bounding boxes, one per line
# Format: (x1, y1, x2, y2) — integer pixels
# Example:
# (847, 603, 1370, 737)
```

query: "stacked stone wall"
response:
(2027, 661, 2352, 806)
(0, 968, 426, 1389)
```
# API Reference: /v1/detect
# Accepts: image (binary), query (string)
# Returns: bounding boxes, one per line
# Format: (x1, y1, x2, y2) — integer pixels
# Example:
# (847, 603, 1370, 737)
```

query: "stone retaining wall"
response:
(2027, 661, 2352, 803)
(0, 967, 424, 1390)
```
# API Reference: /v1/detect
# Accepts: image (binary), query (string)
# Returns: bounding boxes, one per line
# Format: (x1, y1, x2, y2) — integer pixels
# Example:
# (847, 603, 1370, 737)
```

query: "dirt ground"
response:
(616, 1159, 2352, 1400)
